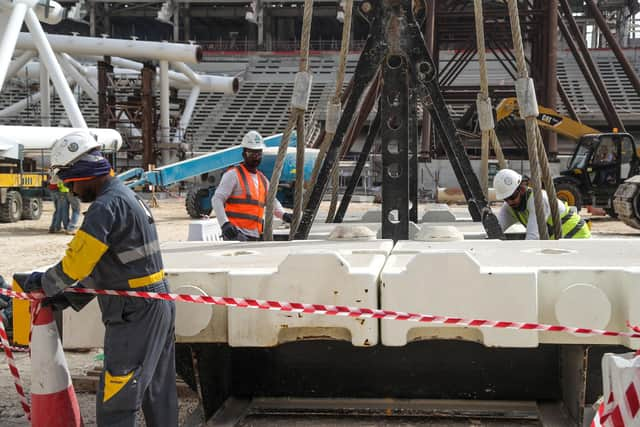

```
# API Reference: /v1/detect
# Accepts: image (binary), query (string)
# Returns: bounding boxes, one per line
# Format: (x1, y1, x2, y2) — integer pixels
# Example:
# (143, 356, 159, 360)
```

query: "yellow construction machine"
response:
(496, 98, 640, 229)
(0, 137, 46, 222)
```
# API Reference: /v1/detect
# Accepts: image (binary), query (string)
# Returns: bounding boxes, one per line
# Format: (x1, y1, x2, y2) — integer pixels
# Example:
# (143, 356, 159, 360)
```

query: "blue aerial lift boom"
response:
(117, 133, 319, 218)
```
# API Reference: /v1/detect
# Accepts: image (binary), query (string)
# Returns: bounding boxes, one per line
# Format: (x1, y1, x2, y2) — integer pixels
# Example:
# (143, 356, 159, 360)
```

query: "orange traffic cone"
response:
(30, 305, 83, 427)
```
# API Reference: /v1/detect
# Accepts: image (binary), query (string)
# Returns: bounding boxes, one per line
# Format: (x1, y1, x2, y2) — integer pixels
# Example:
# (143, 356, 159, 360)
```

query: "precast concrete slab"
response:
(226, 240, 393, 347)
(381, 239, 640, 349)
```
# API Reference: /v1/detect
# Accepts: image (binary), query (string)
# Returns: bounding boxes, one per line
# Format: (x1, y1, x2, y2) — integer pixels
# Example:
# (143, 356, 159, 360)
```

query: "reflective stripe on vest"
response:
(224, 164, 267, 233)
(509, 189, 590, 239)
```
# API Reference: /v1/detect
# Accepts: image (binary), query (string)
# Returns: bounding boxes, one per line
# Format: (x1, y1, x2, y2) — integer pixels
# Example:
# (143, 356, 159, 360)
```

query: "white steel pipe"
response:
(0, 2, 29, 91)
(24, 9, 87, 128)
(171, 61, 238, 93)
(6, 50, 36, 81)
(172, 86, 200, 143)
(171, 61, 200, 86)
(111, 56, 238, 93)
(57, 53, 98, 103)
(0, 126, 122, 152)
(16, 33, 203, 64)
(63, 54, 90, 76)
(193, 74, 239, 94)
(39, 64, 49, 126)
(159, 60, 170, 149)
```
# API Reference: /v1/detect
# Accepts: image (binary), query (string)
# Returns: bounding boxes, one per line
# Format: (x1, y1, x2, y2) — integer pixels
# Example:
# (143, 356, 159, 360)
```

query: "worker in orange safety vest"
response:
(212, 131, 292, 241)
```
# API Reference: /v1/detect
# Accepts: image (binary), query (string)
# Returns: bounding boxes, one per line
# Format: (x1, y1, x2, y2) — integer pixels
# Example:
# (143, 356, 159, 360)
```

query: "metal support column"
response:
(183, 2, 190, 41)
(543, 0, 558, 157)
(422, 0, 436, 158)
(39, 65, 50, 127)
(381, 55, 410, 240)
(142, 63, 156, 170)
(97, 59, 113, 128)
(173, 2, 180, 41)
(89, 1, 96, 37)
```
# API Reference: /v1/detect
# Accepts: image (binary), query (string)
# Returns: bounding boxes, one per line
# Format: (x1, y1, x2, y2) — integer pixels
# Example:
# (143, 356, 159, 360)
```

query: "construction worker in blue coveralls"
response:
(21, 131, 177, 426)
(494, 168, 591, 240)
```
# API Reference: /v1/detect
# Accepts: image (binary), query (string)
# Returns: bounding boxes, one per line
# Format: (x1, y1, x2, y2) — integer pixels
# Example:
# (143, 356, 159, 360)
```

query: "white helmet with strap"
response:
(494, 168, 523, 200)
(241, 130, 266, 150)
(50, 131, 101, 169)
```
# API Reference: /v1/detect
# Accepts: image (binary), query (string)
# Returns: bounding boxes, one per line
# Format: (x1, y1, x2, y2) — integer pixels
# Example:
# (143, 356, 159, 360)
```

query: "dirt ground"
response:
(0, 196, 637, 426)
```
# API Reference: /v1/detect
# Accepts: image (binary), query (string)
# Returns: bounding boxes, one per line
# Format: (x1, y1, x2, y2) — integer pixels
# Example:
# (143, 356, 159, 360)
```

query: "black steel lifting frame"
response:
(294, 0, 504, 241)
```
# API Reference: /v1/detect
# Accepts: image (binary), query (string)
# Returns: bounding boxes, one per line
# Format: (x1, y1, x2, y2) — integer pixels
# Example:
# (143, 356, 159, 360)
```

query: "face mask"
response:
(243, 150, 262, 170)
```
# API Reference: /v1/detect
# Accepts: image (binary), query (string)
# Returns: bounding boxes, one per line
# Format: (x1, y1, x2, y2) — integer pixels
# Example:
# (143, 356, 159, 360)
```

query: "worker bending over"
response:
(213, 131, 292, 241)
(494, 168, 591, 240)
(23, 131, 177, 426)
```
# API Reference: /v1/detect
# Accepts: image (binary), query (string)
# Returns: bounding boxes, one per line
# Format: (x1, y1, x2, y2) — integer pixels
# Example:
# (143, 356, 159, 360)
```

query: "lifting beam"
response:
(294, 0, 504, 241)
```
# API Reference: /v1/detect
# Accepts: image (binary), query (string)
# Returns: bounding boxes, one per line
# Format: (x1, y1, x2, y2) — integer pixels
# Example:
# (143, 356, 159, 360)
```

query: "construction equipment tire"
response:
(21, 197, 42, 220)
(613, 176, 640, 230)
(0, 191, 23, 223)
(555, 181, 582, 212)
(186, 189, 212, 218)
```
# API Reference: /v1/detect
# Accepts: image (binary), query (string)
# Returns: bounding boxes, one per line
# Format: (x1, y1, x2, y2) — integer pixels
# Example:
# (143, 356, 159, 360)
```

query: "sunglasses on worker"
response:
(504, 188, 520, 202)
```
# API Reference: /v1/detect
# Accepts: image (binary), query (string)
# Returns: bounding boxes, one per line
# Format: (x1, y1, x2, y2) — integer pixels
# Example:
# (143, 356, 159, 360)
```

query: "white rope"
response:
(263, 0, 314, 240)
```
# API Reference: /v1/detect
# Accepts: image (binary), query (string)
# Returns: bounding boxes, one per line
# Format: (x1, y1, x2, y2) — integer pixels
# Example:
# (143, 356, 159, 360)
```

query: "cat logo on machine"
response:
(538, 113, 563, 127)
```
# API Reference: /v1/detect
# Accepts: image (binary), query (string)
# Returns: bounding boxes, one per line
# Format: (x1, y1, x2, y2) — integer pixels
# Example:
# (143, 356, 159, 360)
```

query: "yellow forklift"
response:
(496, 98, 640, 222)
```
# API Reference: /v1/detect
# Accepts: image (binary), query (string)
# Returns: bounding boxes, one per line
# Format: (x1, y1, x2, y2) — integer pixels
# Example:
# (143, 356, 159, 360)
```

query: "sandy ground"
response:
(0, 196, 637, 426)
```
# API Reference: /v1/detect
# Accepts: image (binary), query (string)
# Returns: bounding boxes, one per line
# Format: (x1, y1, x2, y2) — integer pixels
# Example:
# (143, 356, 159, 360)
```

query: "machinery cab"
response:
(559, 132, 639, 209)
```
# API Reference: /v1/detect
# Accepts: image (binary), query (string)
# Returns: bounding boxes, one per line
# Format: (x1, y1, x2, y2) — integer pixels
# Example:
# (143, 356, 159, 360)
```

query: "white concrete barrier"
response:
(381, 239, 640, 349)
(227, 240, 393, 347)
(187, 219, 222, 241)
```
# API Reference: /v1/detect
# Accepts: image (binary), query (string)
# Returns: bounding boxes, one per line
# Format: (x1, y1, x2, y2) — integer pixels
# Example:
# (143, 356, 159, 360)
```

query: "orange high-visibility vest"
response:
(225, 164, 268, 233)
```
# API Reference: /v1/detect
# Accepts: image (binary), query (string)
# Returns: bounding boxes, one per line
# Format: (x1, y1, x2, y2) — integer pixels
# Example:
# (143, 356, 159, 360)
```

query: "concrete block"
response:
(375, 222, 421, 240)
(383, 240, 640, 349)
(421, 204, 457, 223)
(187, 219, 222, 241)
(415, 225, 464, 242)
(227, 241, 393, 347)
(328, 225, 377, 240)
(381, 250, 538, 348)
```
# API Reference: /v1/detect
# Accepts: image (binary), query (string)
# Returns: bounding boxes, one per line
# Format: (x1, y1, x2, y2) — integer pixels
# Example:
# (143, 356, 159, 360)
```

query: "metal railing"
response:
(200, 39, 366, 53)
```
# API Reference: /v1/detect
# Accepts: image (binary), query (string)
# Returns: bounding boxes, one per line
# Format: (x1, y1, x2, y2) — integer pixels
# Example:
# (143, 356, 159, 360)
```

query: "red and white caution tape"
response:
(1, 286, 639, 340)
(0, 315, 30, 420)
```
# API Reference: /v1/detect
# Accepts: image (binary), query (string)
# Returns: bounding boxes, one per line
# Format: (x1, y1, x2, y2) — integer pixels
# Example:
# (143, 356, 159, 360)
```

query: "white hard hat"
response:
(241, 131, 266, 150)
(494, 168, 523, 200)
(50, 131, 101, 169)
